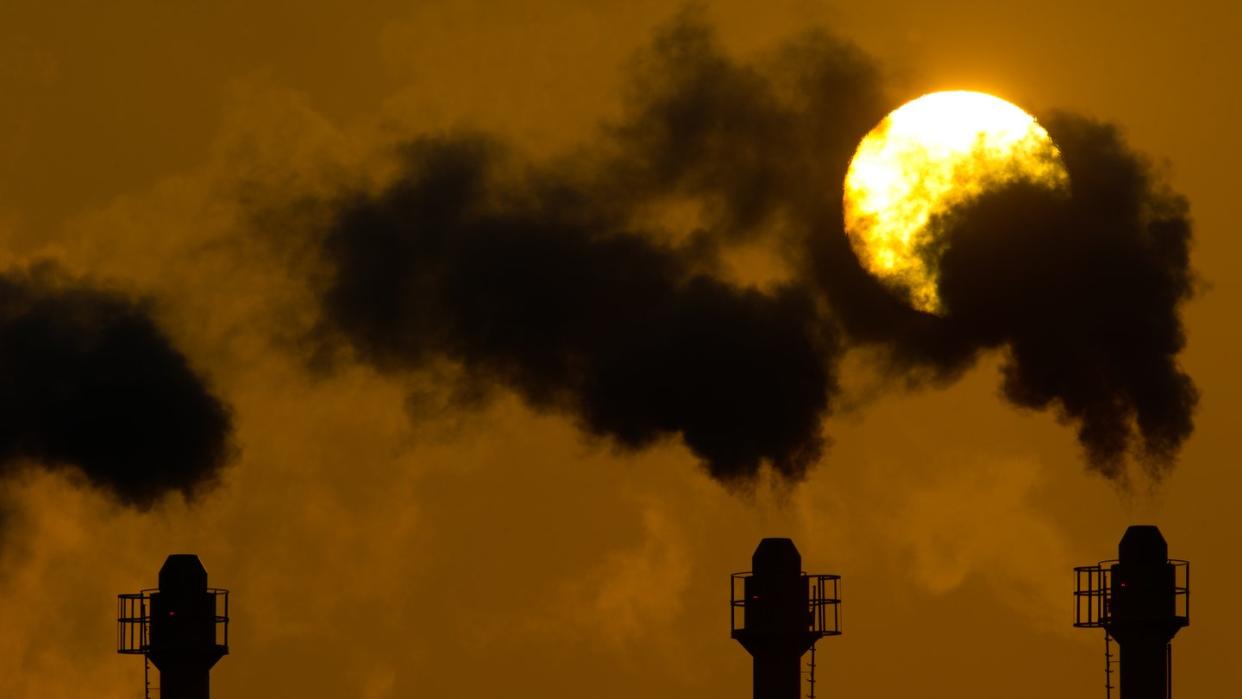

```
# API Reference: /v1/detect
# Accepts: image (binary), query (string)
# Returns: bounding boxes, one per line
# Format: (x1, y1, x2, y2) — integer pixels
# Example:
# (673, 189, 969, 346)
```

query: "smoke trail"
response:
(285, 14, 1195, 482)
(0, 264, 234, 505)
(312, 136, 839, 482)
(928, 116, 1196, 478)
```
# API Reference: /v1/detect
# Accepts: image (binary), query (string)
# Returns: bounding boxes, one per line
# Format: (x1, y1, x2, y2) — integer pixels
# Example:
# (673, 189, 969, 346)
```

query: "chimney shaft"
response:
(732, 538, 839, 699)
(118, 554, 229, 699)
(1108, 526, 1185, 699)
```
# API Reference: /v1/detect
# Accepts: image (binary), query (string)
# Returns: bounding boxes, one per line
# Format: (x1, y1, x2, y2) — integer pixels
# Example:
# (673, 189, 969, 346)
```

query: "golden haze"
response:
(0, 2, 1239, 699)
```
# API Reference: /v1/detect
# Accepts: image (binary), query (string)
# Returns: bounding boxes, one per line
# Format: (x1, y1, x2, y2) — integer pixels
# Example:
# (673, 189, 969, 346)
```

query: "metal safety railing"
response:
(808, 574, 843, 637)
(730, 572, 842, 637)
(117, 592, 152, 654)
(1074, 561, 1115, 628)
(1074, 560, 1189, 628)
(117, 588, 231, 654)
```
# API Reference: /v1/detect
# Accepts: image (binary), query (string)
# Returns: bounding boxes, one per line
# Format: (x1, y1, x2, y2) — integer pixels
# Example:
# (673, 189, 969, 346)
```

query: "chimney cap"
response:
(752, 538, 801, 577)
(158, 554, 208, 593)
(1119, 525, 1168, 565)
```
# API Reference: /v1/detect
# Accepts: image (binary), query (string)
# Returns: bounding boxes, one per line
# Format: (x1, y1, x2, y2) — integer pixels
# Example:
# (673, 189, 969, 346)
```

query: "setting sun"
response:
(843, 90, 1068, 314)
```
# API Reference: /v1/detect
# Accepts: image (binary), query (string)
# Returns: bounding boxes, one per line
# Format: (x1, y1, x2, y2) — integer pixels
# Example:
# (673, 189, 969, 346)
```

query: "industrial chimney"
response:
(1074, 525, 1189, 699)
(118, 554, 230, 699)
(731, 538, 841, 699)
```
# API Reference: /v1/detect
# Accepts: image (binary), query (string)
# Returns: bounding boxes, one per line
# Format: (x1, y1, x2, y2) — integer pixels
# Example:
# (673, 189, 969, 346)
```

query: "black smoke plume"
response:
(314, 136, 839, 483)
(930, 116, 1197, 478)
(290, 15, 1195, 483)
(0, 264, 234, 505)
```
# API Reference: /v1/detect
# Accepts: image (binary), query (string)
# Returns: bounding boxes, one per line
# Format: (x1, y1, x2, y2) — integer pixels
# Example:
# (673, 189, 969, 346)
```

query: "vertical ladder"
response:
(1166, 644, 1172, 699)
(806, 642, 817, 699)
(143, 595, 153, 699)
(143, 655, 160, 699)
(1103, 632, 1117, 699)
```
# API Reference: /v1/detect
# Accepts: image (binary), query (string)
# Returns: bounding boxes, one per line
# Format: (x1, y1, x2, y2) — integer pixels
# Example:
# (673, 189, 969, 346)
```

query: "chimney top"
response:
(1119, 525, 1168, 566)
(752, 538, 801, 577)
(158, 554, 208, 593)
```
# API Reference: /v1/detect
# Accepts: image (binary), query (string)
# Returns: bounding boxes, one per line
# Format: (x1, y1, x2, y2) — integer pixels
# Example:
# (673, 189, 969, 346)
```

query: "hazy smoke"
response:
(0, 264, 234, 505)
(288, 15, 1196, 482)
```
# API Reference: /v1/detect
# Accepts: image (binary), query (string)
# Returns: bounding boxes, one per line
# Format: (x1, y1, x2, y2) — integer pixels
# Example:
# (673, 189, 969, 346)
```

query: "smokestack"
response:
(1075, 525, 1190, 699)
(118, 554, 230, 699)
(731, 538, 841, 699)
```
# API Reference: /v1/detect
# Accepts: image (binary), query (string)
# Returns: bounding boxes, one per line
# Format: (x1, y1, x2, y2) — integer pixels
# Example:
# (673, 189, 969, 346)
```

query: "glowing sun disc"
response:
(843, 90, 1068, 314)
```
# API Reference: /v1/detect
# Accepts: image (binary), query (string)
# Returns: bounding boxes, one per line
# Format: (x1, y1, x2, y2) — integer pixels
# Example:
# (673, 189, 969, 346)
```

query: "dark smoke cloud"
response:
(929, 116, 1197, 478)
(286, 14, 1195, 483)
(0, 264, 234, 505)
(313, 136, 839, 483)
(608, 20, 888, 240)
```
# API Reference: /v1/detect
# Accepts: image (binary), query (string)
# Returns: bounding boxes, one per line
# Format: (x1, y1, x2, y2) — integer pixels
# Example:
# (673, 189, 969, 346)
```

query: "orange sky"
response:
(0, 1, 1238, 698)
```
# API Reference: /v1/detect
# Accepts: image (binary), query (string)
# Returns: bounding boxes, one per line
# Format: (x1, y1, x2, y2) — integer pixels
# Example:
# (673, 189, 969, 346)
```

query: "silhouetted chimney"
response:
(731, 538, 841, 699)
(118, 554, 230, 699)
(1075, 525, 1189, 699)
